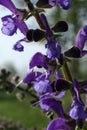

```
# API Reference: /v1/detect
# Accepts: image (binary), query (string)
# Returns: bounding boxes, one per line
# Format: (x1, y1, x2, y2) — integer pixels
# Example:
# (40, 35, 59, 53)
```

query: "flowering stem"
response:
(16, 85, 38, 99)
(62, 62, 72, 81)
(24, 0, 44, 29)
(25, 0, 73, 83)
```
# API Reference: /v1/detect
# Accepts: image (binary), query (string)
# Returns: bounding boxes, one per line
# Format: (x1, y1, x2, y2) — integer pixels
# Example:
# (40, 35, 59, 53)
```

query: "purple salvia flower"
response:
(64, 25, 87, 58)
(75, 25, 87, 50)
(40, 95, 65, 117)
(0, 0, 29, 52)
(40, 13, 61, 61)
(1, 15, 17, 36)
(69, 100, 87, 120)
(1, 15, 28, 36)
(23, 70, 52, 93)
(34, 75, 52, 93)
(29, 52, 59, 75)
(47, 118, 73, 130)
(0, 0, 28, 36)
(69, 79, 87, 120)
(49, 0, 71, 10)
(13, 38, 28, 52)
(12, 21, 28, 52)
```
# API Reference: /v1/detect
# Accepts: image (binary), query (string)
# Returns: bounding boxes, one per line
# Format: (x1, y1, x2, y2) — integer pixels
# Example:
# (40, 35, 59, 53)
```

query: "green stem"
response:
(75, 126, 83, 130)
(24, 0, 44, 29)
(62, 62, 72, 82)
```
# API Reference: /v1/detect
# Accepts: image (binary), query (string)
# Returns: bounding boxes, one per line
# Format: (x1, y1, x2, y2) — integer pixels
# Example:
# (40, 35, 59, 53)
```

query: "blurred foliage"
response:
(0, 68, 49, 129)
(0, 116, 45, 130)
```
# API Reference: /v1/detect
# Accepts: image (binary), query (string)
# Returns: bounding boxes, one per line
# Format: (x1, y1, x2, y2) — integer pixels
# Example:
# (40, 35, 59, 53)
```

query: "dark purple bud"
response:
(51, 79, 72, 92)
(26, 29, 45, 42)
(36, 0, 52, 8)
(26, 29, 34, 41)
(33, 29, 45, 42)
(64, 46, 81, 58)
(52, 21, 68, 32)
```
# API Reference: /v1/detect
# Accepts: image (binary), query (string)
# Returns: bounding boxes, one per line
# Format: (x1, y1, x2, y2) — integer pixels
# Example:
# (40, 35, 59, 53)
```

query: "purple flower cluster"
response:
(1, 0, 87, 130)
(0, 0, 28, 51)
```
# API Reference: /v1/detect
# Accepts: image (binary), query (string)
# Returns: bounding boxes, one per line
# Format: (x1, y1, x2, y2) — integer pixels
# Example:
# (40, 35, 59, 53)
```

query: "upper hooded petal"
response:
(0, 0, 18, 14)
(29, 52, 48, 69)
(47, 118, 73, 130)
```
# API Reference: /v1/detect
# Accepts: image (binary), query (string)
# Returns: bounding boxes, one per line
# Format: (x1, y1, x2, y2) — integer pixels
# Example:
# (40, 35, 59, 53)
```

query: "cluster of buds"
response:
(0, 0, 87, 130)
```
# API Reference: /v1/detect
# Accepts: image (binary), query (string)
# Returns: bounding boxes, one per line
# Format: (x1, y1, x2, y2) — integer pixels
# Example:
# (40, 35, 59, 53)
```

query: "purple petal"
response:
(13, 41, 24, 52)
(69, 100, 87, 120)
(40, 97, 65, 117)
(40, 13, 53, 38)
(34, 79, 52, 93)
(56, 0, 71, 9)
(1, 15, 17, 36)
(69, 80, 87, 120)
(14, 19, 28, 35)
(23, 71, 42, 83)
(29, 52, 47, 69)
(73, 79, 82, 102)
(54, 91, 65, 98)
(47, 118, 73, 130)
(81, 50, 87, 57)
(46, 39, 61, 60)
(48, 0, 56, 6)
(40, 14, 61, 60)
(54, 72, 63, 79)
(49, 0, 71, 9)
(75, 25, 87, 50)
(0, 0, 18, 14)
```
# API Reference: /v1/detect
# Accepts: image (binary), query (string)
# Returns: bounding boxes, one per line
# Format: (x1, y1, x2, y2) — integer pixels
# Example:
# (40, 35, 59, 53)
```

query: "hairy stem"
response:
(62, 62, 72, 81)
(24, 0, 44, 29)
